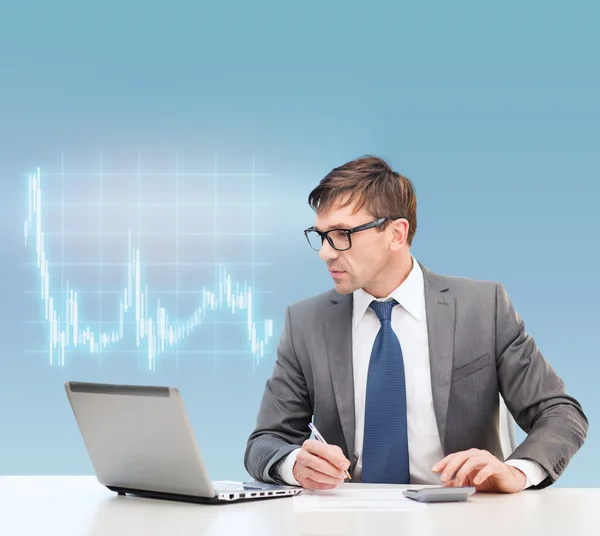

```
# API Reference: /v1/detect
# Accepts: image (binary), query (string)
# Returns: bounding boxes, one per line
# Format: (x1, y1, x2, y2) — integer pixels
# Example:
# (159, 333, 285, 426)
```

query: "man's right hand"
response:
(292, 439, 351, 490)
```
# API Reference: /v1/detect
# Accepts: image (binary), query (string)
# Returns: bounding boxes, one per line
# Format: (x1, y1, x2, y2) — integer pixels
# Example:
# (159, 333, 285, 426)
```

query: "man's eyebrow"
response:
(314, 222, 353, 231)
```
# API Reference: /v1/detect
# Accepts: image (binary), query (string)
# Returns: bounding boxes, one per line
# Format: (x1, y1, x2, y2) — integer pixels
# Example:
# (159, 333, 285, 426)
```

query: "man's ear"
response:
(389, 219, 409, 251)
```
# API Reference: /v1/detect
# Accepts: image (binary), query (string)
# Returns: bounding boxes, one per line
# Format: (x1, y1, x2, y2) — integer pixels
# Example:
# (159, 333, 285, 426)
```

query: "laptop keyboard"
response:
(212, 480, 244, 491)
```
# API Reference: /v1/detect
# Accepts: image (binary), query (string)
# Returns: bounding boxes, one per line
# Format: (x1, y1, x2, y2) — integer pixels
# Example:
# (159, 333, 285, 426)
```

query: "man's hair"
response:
(308, 155, 417, 245)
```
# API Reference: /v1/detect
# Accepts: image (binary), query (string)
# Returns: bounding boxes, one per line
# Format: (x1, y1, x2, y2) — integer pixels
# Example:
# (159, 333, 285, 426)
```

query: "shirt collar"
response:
(353, 256, 425, 328)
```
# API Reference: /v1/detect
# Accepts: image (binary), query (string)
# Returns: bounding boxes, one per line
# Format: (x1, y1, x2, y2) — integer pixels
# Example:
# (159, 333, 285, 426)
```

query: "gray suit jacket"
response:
(244, 263, 588, 489)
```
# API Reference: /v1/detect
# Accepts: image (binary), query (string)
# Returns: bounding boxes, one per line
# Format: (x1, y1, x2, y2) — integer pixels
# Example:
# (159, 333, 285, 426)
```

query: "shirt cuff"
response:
(505, 459, 547, 489)
(276, 447, 301, 486)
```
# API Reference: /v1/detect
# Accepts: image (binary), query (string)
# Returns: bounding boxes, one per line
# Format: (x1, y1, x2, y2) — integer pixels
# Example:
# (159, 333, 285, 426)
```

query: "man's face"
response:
(314, 200, 391, 295)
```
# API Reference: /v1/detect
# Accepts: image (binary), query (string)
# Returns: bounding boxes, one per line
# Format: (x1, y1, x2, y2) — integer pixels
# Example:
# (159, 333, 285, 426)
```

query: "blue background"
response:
(0, 1, 597, 486)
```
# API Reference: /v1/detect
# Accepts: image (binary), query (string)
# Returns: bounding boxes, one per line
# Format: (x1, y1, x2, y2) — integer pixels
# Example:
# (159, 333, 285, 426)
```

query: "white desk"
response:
(0, 476, 598, 536)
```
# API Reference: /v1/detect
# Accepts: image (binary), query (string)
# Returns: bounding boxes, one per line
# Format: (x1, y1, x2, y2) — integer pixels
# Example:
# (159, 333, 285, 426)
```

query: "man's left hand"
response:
(431, 449, 526, 493)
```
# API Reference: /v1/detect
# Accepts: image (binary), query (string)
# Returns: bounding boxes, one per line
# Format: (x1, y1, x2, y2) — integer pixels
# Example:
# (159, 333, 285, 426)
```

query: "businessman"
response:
(244, 156, 588, 492)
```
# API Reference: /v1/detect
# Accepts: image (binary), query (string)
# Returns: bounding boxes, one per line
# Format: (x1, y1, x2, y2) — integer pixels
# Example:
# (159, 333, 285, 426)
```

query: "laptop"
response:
(64, 381, 302, 504)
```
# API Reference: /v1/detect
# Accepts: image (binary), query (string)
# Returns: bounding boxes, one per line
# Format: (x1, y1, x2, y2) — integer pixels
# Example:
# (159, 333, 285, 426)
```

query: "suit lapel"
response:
(421, 264, 455, 452)
(323, 293, 356, 461)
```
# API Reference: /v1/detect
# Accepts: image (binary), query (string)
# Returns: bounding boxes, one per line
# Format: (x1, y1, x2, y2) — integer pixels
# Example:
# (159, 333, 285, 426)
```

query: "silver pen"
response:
(308, 422, 352, 480)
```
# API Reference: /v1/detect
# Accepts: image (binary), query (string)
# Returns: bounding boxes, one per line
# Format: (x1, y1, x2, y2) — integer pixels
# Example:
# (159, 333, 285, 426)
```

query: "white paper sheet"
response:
(293, 488, 427, 511)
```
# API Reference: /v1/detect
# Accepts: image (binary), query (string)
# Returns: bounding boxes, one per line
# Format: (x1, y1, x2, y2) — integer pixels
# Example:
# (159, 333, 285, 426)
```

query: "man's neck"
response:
(363, 255, 414, 298)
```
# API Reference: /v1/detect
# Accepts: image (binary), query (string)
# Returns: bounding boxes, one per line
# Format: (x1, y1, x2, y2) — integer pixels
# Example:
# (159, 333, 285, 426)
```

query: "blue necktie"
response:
(362, 299, 410, 484)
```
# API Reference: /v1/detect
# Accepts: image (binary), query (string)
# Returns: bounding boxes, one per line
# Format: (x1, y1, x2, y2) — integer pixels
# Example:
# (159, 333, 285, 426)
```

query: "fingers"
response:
(435, 449, 477, 483)
(304, 439, 350, 471)
(302, 454, 347, 481)
(431, 453, 454, 473)
(296, 465, 344, 488)
(294, 440, 350, 489)
(302, 477, 338, 491)
(473, 466, 495, 486)
(433, 449, 528, 493)
(296, 452, 346, 484)
(452, 456, 488, 487)
(433, 449, 494, 484)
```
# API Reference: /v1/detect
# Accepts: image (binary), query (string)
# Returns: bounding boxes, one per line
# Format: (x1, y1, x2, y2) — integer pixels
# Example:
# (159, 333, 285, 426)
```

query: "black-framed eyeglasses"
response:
(304, 217, 395, 252)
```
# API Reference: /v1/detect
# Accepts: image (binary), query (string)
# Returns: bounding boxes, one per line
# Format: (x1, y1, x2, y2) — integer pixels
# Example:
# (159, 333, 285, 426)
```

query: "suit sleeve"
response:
(244, 305, 312, 484)
(495, 283, 588, 488)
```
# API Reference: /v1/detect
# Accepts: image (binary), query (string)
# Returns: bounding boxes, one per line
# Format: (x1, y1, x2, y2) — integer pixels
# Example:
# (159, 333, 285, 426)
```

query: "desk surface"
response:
(0, 476, 598, 536)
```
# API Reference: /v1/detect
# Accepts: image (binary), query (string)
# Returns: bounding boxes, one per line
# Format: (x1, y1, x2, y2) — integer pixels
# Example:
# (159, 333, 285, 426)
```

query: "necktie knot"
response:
(369, 299, 397, 323)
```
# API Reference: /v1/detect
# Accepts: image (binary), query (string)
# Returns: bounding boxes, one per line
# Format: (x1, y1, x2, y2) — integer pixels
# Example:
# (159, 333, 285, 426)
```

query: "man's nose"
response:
(319, 239, 338, 262)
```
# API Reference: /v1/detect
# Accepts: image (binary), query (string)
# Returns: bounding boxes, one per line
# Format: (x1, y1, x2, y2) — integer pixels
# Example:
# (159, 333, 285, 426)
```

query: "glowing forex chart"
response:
(23, 157, 274, 371)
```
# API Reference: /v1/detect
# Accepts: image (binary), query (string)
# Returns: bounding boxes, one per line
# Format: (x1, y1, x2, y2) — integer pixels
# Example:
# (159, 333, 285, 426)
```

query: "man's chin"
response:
(333, 282, 355, 295)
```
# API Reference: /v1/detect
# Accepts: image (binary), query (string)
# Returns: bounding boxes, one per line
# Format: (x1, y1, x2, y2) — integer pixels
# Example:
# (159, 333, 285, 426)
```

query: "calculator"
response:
(403, 487, 476, 503)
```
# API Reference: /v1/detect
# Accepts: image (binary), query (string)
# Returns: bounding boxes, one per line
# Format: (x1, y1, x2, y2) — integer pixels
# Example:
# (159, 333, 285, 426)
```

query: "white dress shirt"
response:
(278, 257, 546, 488)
